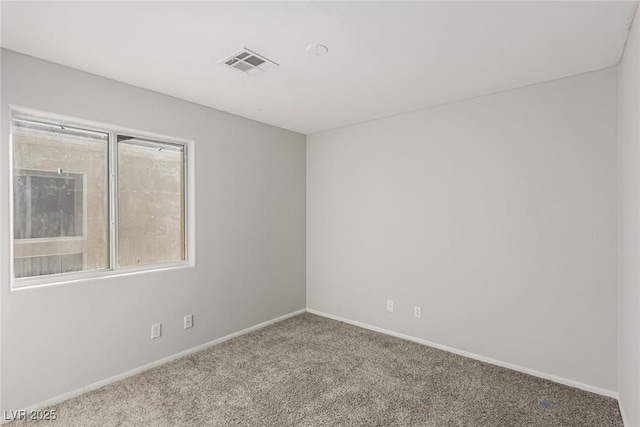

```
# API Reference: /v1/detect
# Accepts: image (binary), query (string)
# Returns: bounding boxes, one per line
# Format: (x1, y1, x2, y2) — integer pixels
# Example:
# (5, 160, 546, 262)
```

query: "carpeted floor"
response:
(8, 313, 623, 426)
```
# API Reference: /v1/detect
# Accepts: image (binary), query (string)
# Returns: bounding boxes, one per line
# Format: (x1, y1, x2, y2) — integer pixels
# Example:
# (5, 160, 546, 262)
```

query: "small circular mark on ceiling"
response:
(307, 44, 328, 56)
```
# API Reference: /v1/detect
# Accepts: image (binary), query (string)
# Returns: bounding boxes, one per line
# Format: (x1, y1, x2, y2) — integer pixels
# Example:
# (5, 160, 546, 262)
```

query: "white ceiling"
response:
(1, 1, 638, 135)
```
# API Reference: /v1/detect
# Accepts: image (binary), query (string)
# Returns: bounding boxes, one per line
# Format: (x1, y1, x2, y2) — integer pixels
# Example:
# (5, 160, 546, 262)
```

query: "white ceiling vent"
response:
(221, 48, 278, 75)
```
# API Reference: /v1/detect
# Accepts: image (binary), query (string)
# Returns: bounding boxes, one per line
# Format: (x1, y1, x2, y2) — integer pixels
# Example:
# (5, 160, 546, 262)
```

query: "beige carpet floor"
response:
(8, 313, 623, 426)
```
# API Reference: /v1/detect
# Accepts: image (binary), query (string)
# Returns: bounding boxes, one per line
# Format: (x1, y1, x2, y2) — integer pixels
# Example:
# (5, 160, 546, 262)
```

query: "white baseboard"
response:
(6, 308, 306, 422)
(306, 308, 619, 400)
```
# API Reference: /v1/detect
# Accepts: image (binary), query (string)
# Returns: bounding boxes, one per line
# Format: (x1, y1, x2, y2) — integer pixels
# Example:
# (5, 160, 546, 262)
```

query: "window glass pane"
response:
(12, 118, 110, 278)
(117, 137, 185, 267)
(14, 253, 84, 278)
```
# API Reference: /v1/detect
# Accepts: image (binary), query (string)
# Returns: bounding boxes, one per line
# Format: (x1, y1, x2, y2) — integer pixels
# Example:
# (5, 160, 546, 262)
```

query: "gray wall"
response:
(618, 11, 640, 427)
(307, 68, 619, 393)
(0, 49, 306, 412)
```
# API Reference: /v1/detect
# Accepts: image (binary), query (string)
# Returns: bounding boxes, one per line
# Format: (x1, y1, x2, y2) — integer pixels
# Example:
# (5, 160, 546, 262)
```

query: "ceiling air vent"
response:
(221, 48, 278, 75)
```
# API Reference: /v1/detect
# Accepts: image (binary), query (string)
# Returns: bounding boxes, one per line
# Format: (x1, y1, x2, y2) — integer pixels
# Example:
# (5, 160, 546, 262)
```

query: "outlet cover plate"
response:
(184, 314, 193, 329)
(151, 323, 162, 339)
(386, 300, 394, 313)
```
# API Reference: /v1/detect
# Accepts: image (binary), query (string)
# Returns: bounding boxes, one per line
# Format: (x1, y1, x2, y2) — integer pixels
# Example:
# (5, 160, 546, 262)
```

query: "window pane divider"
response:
(108, 130, 118, 271)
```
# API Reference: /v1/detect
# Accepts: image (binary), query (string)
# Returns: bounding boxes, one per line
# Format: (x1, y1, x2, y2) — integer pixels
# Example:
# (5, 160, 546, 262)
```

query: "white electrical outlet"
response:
(386, 300, 394, 313)
(151, 323, 162, 339)
(414, 306, 422, 319)
(184, 314, 193, 329)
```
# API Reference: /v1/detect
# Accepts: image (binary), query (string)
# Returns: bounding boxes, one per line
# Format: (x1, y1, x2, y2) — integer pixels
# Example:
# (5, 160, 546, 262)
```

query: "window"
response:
(12, 118, 109, 280)
(10, 111, 192, 287)
(117, 136, 186, 267)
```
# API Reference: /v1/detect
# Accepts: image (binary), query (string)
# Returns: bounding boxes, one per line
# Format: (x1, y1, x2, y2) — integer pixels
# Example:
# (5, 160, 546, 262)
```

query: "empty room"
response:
(0, 1, 639, 426)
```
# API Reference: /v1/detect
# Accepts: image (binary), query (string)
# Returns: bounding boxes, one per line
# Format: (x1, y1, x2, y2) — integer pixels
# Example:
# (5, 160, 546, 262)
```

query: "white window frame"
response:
(9, 106, 196, 290)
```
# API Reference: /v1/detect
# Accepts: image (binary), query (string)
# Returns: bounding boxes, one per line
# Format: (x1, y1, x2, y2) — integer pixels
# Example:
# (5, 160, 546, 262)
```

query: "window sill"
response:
(10, 260, 195, 291)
